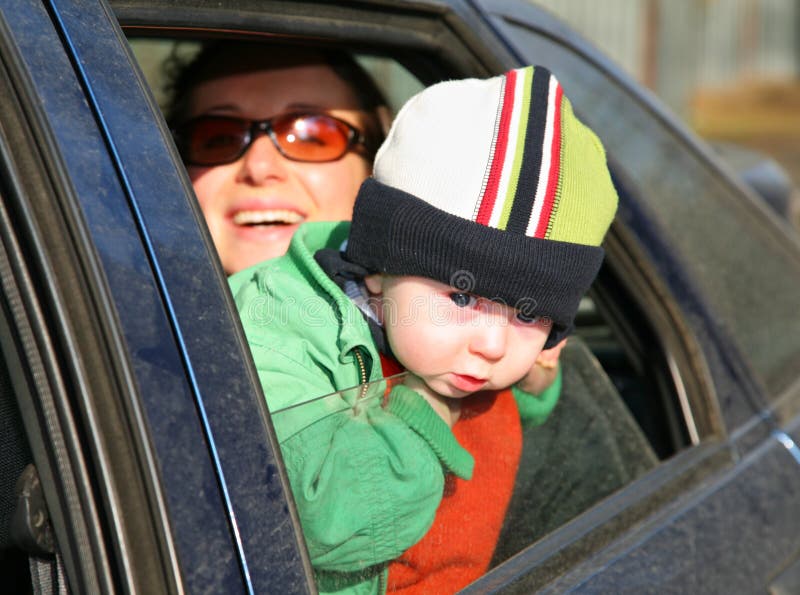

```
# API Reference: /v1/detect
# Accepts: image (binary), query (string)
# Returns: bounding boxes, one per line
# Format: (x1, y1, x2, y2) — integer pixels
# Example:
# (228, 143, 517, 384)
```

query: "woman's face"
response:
(186, 63, 372, 274)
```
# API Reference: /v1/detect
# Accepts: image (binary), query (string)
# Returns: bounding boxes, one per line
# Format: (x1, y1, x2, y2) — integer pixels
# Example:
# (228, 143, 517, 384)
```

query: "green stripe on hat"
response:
(546, 99, 617, 245)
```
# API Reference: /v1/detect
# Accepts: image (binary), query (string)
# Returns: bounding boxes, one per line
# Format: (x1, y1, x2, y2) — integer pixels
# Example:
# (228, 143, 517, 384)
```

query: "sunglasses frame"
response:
(174, 112, 368, 166)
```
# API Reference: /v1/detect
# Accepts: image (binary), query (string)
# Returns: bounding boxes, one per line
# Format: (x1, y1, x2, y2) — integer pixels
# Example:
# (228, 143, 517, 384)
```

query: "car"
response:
(2, 0, 800, 593)
(711, 140, 798, 221)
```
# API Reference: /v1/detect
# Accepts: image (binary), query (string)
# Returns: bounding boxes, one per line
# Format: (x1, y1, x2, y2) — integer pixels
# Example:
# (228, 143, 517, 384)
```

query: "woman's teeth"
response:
(233, 209, 304, 226)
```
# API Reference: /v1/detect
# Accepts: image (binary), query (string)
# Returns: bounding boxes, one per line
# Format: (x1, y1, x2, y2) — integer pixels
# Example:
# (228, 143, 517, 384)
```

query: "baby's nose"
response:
(469, 319, 508, 361)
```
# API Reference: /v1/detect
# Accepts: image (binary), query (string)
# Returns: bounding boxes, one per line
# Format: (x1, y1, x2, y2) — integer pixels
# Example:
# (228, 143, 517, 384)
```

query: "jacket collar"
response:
(281, 221, 380, 380)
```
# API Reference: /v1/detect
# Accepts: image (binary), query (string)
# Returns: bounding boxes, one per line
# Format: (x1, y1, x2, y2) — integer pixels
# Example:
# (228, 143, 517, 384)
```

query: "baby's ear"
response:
(364, 274, 385, 296)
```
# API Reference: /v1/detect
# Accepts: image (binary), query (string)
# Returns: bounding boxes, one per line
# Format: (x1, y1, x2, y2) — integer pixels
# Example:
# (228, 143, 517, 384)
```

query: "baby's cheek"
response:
(508, 365, 533, 388)
(501, 354, 540, 387)
(386, 327, 428, 374)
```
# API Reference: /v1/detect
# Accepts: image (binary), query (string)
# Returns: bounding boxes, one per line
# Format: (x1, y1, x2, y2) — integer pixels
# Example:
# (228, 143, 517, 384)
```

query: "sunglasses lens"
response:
(272, 114, 352, 162)
(183, 117, 249, 165)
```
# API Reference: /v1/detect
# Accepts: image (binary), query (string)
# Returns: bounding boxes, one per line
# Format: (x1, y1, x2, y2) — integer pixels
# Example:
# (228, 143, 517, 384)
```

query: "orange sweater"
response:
(381, 355, 522, 594)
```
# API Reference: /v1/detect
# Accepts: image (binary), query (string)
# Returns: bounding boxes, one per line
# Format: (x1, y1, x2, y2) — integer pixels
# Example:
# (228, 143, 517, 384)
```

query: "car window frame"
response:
(1, 0, 316, 592)
(111, 0, 768, 588)
(0, 9, 174, 591)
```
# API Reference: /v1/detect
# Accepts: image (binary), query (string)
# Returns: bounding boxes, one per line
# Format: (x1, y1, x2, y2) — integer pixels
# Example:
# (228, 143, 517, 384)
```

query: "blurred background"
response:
(530, 0, 800, 201)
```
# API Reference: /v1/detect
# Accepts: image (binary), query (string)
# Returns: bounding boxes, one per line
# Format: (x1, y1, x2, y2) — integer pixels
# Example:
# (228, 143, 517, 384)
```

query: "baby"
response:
(231, 64, 618, 594)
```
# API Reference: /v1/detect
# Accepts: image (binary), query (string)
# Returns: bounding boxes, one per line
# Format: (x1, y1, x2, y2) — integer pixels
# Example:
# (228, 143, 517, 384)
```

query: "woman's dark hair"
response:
(162, 40, 388, 159)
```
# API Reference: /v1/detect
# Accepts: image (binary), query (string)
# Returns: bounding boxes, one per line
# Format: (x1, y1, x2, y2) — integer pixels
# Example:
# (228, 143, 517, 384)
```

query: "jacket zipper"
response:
(378, 566, 387, 594)
(354, 348, 389, 595)
(353, 347, 368, 401)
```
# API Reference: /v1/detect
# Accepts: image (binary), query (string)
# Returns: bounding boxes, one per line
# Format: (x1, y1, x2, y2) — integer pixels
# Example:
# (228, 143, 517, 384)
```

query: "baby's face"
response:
(365, 275, 552, 398)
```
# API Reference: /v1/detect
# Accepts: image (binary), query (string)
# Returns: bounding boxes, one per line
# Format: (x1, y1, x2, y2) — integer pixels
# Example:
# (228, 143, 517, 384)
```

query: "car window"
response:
(125, 32, 709, 590)
(125, 31, 756, 586)
(489, 15, 800, 400)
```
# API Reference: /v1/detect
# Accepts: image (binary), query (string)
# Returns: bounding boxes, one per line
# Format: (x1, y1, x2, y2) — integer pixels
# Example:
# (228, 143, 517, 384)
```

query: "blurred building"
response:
(529, 0, 800, 122)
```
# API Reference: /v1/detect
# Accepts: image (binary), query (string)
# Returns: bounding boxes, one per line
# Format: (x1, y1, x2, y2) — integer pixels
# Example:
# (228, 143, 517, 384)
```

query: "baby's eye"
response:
(449, 292, 477, 308)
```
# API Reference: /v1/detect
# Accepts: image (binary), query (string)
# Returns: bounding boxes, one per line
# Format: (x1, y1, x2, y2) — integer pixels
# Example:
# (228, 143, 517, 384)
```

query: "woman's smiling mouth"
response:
(232, 208, 305, 227)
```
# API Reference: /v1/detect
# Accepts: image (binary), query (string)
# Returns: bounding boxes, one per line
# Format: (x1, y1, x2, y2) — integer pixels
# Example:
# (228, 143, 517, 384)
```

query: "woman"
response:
(165, 41, 389, 274)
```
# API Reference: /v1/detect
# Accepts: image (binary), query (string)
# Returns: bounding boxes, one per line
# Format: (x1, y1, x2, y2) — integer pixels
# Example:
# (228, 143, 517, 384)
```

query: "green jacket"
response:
(229, 221, 561, 594)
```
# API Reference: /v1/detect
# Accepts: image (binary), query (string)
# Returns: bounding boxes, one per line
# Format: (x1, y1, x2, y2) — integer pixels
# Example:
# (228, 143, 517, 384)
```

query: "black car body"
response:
(1, 0, 800, 593)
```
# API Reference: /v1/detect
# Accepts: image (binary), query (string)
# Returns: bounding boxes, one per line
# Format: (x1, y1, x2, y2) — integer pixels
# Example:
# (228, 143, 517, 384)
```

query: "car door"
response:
(0, 0, 312, 592)
(90, 0, 800, 592)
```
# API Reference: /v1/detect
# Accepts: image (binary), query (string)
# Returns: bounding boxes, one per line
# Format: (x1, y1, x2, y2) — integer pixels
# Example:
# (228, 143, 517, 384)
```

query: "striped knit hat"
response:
(345, 66, 618, 347)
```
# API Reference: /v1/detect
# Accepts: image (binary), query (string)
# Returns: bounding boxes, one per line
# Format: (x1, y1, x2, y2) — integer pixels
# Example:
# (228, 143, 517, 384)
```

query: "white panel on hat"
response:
(373, 76, 504, 222)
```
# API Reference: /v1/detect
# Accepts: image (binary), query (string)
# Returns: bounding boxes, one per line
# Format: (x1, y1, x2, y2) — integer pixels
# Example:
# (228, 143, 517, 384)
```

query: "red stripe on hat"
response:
(534, 82, 563, 238)
(476, 69, 517, 225)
